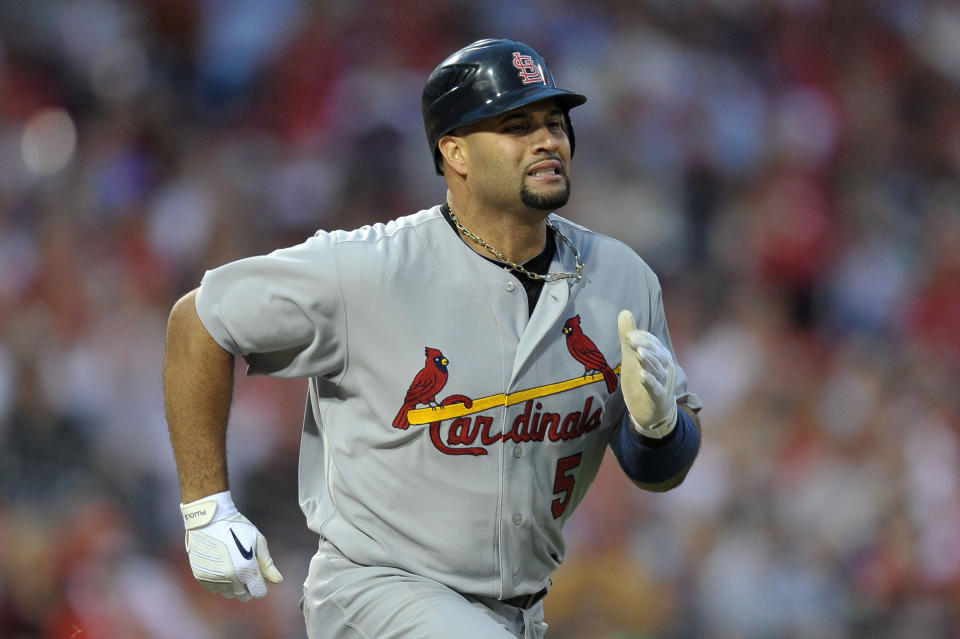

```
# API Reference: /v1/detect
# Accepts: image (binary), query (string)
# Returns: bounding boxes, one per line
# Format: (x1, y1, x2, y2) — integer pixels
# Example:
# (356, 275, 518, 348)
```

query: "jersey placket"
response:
(497, 274, 573, 598)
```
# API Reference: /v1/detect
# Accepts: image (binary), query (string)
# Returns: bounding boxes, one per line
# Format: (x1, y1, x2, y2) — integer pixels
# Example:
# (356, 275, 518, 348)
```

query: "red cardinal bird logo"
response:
(392, 347, 450, 429)
(562, 315, 618, 393)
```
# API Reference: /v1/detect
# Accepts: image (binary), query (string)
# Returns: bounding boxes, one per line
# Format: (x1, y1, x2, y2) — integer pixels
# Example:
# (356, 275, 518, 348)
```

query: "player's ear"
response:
(438, 135, 468, 178)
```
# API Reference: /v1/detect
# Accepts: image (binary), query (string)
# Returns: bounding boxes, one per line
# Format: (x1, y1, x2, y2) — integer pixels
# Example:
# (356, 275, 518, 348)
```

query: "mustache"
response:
(525, 155, 567, 177)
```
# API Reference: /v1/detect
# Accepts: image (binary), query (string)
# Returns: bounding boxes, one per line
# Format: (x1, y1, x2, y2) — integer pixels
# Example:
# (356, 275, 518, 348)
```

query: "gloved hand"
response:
(617, 310, 678, 439)
(180, 490, 283, 601)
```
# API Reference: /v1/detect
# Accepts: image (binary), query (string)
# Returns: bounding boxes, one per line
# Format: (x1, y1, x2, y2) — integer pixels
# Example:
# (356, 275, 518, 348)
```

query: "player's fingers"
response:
(234, 586, 253, 602)
(242, 570, 268, 599)
(221, 572, 252, 600)
(624, 330, 660, 372)
(635, 335, 675, 376)
(627, 328, 663, 351)
(645, 336, 673, 368)
(636, 349, 666, 382)
(663, 359, 677, 385)
(202, 580, 234, 597)
(642, 371, 666, 399)
(639, 344, 669, 377)
(256, 534, 284, 584)
(628, 330, 662, 352)
(638, 368, 665, 397)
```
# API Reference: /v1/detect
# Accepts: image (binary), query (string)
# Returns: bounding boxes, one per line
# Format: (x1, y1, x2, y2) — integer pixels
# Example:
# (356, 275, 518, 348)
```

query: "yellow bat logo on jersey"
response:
(406, 366, 621, 425)
(406, 365, 621, 456)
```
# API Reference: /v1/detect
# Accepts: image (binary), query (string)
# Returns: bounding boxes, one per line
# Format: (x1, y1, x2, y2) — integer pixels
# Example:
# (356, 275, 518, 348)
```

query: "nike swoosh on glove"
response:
(618, 309, 679, 439)
(180, 490, 283, 601)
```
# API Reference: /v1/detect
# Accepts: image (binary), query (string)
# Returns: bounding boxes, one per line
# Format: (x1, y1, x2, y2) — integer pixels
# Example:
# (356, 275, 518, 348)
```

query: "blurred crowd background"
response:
(1, 0, 958, 637)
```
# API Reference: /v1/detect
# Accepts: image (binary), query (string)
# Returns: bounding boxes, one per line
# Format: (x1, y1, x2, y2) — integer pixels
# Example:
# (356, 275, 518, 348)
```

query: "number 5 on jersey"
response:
(551, 452, 583, 519)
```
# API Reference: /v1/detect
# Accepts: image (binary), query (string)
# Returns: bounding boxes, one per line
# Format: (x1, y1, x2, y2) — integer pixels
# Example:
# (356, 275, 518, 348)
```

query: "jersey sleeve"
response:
(195, 231, 346, 379)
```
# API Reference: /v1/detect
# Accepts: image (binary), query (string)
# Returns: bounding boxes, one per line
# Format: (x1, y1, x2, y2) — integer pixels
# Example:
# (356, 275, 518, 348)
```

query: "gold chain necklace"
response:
(447, 205, 585, 282)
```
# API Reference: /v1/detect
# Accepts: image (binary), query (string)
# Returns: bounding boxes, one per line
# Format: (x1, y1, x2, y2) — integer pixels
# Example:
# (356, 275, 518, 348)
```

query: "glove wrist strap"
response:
(629, 405, 678, 439)
(180, 490, 238, 530)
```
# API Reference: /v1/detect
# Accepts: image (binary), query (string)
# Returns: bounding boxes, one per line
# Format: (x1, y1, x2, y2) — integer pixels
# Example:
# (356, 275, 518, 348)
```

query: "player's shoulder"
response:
(548, 213, 657, 278)
(322, 207, 445, 245)
(547, 213, 629, 252)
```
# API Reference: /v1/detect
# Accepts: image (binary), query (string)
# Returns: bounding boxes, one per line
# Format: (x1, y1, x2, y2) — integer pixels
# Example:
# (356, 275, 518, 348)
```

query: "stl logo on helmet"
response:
(512, 52, 546, 85)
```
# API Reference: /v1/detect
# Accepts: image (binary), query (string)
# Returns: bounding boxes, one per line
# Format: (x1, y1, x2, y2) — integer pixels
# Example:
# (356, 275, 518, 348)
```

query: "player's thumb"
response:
(256, 533, 284, 584)
(617, 309, 638, 353)
(618, 308, 653, 424)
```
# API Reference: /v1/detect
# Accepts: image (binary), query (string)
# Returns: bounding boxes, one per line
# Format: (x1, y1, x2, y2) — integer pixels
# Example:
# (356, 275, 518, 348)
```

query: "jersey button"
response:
(505, 281, 516, 292)
(513, 575, 521, 586)
(513, 446, 523, 459)
(512, 513, 523, 526)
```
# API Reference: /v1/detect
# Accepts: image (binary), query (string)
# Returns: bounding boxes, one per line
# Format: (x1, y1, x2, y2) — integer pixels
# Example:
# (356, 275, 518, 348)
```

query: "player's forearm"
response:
(164, 289, 234, 503)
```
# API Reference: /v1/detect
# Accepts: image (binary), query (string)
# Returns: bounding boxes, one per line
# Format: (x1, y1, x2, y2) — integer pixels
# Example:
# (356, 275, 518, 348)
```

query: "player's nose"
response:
(530, 125, 562, 155)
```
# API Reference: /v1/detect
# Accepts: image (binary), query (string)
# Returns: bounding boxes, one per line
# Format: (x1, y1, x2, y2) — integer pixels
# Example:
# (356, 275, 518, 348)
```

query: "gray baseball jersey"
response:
(195, 204, 701, 601)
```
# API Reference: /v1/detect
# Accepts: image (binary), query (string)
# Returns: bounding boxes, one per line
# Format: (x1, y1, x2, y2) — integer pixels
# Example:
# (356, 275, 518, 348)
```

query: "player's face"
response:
(459, 100, 573, 212)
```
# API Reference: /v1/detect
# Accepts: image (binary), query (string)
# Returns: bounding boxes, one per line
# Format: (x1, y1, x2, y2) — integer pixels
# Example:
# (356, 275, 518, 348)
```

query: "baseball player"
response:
(164, 38, 702, 638)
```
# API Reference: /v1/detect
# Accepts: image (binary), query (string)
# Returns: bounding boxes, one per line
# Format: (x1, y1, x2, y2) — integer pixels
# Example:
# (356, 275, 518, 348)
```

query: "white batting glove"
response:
(180, 490, 283, 601)
(618, 310, 679, 439)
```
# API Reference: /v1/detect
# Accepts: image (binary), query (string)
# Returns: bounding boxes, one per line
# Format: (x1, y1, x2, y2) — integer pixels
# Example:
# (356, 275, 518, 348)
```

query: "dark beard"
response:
(520, 178, 571, 210)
